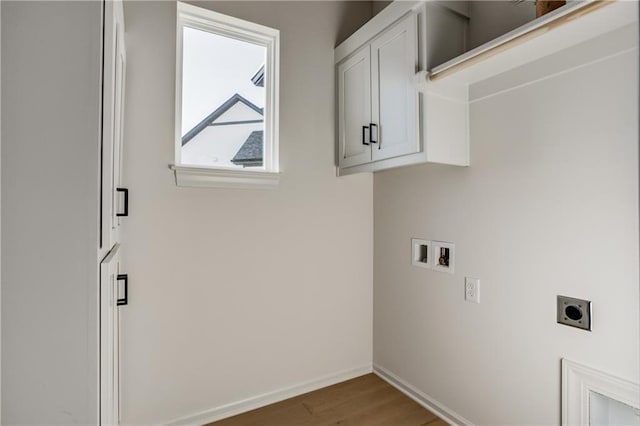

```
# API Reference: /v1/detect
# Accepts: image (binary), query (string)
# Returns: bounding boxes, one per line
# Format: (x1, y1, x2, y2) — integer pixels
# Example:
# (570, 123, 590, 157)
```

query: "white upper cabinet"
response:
(335, 1, 469, 175)
(337, 45, 371, 168)
(337, 13, 418, 170)
(337, 0, 638, 176)
(371, 15, 418, 162)
(101, 0, 127, 257)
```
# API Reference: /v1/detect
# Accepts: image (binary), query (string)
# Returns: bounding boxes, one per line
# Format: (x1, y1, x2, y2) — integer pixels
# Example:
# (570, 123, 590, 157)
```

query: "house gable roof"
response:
(251, 65, 264, 87)
(231, 130, 263, 167)
(182, 93, 263, 146)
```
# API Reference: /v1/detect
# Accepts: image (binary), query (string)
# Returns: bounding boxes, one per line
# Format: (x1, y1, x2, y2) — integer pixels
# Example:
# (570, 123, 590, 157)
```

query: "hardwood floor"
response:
(209, 374, 447, 426)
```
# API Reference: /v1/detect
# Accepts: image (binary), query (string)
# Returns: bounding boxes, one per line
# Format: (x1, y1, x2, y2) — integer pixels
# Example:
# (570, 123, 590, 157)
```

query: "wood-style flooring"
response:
(209, 373, 447, 426)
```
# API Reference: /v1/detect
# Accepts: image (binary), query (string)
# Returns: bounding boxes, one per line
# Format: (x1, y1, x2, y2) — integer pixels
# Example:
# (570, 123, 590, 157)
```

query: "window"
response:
(172, 2, 280, 188)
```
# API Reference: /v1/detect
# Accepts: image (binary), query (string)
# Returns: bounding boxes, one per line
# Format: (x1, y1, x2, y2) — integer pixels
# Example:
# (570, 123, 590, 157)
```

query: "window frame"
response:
(173, 2, 280, 188)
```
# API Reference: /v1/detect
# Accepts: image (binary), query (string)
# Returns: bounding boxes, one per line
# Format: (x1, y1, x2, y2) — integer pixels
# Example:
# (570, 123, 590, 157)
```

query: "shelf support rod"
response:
(429, 0, 614, 82)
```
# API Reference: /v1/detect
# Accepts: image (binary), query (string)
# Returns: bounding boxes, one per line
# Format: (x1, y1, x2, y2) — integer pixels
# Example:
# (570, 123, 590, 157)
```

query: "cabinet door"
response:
(337, 46, 371, 168)
(112, 15, 127, 235)
(101, 0, 126, 256)
(100, 244, 122, 425)
(371, 14, 419, 162)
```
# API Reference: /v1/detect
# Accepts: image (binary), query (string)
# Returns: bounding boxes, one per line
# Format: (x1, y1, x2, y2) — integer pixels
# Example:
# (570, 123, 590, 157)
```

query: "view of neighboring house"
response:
(181, 93, 264, 168)
(181, 65, 266, 168)
(231, 130, 264, 166)
(251, 64, 264, 87)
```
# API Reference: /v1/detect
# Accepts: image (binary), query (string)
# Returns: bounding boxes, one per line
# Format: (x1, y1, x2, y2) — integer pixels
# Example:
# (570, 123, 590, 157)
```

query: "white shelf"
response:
(412, 0, 638, 169)
(428, 0, 637, 87)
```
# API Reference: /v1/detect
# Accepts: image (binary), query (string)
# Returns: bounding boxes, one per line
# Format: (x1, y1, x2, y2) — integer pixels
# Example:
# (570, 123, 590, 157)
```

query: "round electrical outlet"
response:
(565, 305, 583, 321)
(557, 295, 591, 331)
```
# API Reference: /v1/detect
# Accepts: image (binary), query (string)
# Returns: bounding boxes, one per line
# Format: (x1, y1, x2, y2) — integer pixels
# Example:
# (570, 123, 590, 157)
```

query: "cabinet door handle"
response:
(116, 188, 128, 217)
(362, 125, 370, 146)
(116, 274, 128, 306)
(370, 123, 378, 145)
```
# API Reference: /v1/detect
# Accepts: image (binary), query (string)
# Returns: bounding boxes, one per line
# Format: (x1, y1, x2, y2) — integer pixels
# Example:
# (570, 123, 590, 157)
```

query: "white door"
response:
(101, 0, 127, 257)
(337, 45, 372, 168)
(100, 244, 126, 425)
(371, 14, 419, 162)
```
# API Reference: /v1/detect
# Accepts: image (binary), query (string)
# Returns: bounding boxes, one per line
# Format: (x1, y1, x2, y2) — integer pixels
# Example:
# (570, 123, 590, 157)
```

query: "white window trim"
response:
(173, 2, 280, 189)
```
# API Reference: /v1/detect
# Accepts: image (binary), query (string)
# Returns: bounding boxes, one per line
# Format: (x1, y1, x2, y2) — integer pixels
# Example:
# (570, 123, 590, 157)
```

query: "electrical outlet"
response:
(557, 295, 591, 331)
(465, 277, 480, 303)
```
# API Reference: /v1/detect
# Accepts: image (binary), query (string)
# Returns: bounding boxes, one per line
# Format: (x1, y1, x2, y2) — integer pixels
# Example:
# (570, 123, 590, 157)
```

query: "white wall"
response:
(121, 1, 373, 424)
(373, 27, 639, 425)
(468, 0, 535, 49)
(1, 2, 102, 423)
(372, 1, 392, 16)
(373, 1, 469, 19)
(375, 1, 536, 53)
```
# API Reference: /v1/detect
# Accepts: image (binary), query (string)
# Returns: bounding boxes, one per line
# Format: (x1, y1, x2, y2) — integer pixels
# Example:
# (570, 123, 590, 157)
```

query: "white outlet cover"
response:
(411, 238, 431, 268)
(465, 277, 480, 303)
(432, 241, 455, 274)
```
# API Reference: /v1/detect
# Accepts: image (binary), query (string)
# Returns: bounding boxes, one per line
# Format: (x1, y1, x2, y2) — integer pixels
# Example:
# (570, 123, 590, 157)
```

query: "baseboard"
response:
(373, 364, 474, 426)
(164, 364, 373, 425)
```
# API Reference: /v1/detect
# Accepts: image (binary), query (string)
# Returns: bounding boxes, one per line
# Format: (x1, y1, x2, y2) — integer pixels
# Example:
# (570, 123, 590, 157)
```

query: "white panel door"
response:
(100, 244, 125, 425)
(101, 0, 127, 257)
(338, 45, 372, 168)
(371, 14, 419, 162)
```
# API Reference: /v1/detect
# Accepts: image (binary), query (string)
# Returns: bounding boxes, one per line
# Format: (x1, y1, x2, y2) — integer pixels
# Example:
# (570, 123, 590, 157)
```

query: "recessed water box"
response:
(411, 239, 431, 268)
(432, 241, 455, 274)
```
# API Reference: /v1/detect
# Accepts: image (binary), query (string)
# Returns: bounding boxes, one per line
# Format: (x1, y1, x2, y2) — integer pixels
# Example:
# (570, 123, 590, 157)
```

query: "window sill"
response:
(169, 165, 280, 189)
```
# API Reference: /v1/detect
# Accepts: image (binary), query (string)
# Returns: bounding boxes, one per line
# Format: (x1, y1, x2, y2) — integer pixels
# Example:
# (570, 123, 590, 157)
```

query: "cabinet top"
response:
(334, 1, 422, 63)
